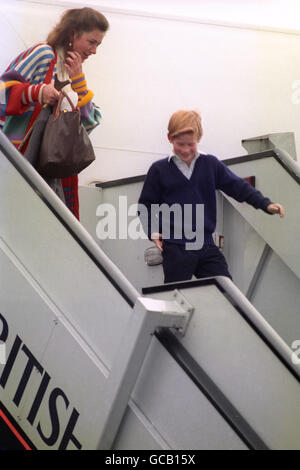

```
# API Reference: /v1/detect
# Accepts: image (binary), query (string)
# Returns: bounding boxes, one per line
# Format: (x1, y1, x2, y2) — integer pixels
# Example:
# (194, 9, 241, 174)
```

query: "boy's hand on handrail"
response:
(267, 203, 285, 217)
(151, 233, 163, 252)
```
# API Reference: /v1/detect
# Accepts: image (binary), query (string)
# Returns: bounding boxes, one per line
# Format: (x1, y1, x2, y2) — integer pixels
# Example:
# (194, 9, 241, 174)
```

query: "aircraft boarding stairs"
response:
(0, 130, 299, 450)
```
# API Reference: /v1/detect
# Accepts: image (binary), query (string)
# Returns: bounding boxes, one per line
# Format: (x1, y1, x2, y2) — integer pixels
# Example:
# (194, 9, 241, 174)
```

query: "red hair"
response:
(168, 110, 203, 141)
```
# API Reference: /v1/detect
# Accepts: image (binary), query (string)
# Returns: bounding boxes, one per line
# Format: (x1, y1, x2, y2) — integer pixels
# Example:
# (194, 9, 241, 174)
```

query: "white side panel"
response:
(0, 246, 108, 449)
(115, 337, 247, 450)
(250, 250, 300, 345)
(0, 154, 132, 370)
(223, 156, 300, 278)
(147, 284, 300, 450)
(79, 183, 165, 291)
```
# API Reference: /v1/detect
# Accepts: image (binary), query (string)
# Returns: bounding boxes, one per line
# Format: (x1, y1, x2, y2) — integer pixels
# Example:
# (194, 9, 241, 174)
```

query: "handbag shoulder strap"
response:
(25, 46, 57, 127)
(19, 46, 57, 152)
(53, 90, 77, 121)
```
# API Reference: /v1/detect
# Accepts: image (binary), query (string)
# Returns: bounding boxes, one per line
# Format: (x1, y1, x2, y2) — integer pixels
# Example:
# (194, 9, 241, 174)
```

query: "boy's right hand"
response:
(151, 233, 163, 252)
(267, 203, 285, 217)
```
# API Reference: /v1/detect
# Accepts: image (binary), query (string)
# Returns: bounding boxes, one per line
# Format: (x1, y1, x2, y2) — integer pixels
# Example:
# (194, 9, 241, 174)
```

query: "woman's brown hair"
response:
(47, 7, 109, 49)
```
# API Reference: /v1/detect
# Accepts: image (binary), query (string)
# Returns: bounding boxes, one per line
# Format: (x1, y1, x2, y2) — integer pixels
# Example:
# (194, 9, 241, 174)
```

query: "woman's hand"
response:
(267, 203, 285, 217)
(64, 51, 83, 78)
(41, 84, 59, 105)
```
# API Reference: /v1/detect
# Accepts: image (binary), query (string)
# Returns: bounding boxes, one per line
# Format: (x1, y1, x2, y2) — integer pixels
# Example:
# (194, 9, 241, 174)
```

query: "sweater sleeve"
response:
(0, 79, 31, 116)
(215, 158, 272, 213)
(70, 72, 102, 134)
(0, 44, 55, 117)
(138, 164, 163, 239)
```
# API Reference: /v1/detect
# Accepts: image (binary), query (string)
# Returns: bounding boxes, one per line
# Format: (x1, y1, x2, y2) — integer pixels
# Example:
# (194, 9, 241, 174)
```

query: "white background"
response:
(1, 0, 300, 184)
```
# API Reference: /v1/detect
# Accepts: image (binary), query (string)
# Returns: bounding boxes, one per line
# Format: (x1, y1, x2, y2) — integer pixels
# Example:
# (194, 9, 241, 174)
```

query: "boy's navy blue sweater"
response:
(138, 154, 272, 246)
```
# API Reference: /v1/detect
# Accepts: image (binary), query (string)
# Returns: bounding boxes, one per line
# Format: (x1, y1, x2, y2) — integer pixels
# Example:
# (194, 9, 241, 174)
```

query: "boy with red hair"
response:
(139, 110, 284, 283)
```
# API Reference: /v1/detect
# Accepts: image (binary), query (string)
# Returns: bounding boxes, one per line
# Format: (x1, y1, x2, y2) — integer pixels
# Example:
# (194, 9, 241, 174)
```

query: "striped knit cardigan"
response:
(0, 43, 102, 220)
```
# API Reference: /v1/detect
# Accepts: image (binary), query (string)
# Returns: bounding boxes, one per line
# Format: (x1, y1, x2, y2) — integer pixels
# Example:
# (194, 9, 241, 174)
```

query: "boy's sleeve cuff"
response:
(261, 198, 273, 213)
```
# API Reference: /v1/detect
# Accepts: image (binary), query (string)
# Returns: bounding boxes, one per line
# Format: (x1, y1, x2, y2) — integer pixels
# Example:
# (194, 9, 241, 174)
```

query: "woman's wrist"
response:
(71, 73, 94, 107)
(21, 84, 46, 105)
(70, 72, 85, 83)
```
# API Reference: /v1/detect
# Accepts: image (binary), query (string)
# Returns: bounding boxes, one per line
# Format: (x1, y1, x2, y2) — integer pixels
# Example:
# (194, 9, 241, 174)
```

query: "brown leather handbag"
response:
(37, 91, 95, 178)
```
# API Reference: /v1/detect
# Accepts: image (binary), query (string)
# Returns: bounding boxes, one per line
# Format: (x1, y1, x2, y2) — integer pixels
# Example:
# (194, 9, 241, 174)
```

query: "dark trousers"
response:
(162, 242, 232, 284)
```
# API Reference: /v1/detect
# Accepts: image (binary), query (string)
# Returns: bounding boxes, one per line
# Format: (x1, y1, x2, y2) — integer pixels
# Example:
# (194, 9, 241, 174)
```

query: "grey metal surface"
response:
(79, 180, 165, 289)
(223, 153, 300, 279)
(154, 328, 268, 450)
(246, 244, 272, 300)
(242, 132, 297, 160)
(217, 276, 300, 379)
(79, 149, 300, 347)
(0, 133, 250, 450)
(117, 335, 248, 450)
(248, 249, 300, 345)
(96, 296, 193, 449)
(274, 147, 300, 180)
(79, 183, 225, 292)
(222, 151, 300, 345)
(0, 137, 200, 450)
(79, 149, 300, 449)
(0, 131, 140, 308)
(145, 278, 300, 449)
(1, 132, 299, 450)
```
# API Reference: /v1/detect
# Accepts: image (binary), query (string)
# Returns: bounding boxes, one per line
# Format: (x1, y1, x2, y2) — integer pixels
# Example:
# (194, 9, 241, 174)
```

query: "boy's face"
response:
(168, 132, 198, 167)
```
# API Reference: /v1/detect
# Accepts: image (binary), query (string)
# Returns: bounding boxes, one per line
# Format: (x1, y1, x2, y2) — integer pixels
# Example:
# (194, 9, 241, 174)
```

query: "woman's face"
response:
(72, 29, 105, 61)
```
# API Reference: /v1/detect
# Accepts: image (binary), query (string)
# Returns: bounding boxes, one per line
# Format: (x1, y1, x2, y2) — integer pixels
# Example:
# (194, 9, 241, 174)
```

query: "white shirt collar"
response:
(168, 151, 201, 163)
